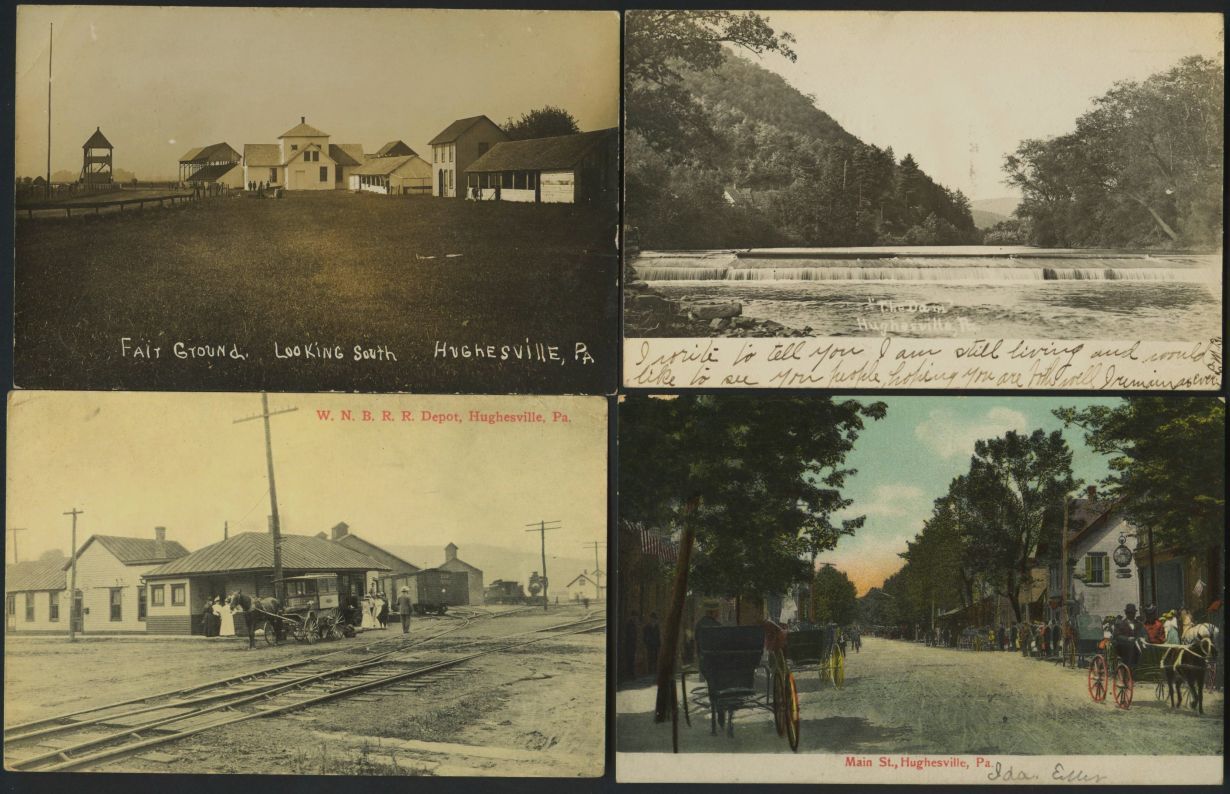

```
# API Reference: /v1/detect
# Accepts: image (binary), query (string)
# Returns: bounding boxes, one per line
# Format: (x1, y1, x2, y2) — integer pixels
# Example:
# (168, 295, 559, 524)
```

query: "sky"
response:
(5, 392, 607, 585)
(14, 6, 619, 180)
(739, 11, 1224, 202)
(820, 396, 1123, 596)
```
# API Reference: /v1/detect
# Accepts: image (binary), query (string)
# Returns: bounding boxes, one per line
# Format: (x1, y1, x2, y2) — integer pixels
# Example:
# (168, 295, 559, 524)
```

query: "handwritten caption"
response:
(843, 755, 1107, 784)
(627, 336, 1222, 390)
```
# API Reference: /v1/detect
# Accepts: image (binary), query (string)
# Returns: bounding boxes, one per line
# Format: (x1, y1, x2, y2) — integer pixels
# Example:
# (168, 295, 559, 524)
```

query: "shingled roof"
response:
(428, 115, 501, 145)
(5, 559, 68, 593)
(184, 163, 239, 182)
(144, 532, 390, 578)
(375, 140, 417, 158)
(69, 535, 190, 567)
(180, 142, 240, 164)
(465, 128, 615, 173)
(351, 154, 424, 176)
(329, 143, 366, 167)
(243, 143, 282, 167)
(278, 119, 329, 138)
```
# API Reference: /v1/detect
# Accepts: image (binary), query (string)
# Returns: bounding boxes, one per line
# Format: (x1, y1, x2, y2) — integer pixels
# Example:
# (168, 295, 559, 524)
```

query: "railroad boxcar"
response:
(392, 568, 468, 615)
(485, 579, 528, 604)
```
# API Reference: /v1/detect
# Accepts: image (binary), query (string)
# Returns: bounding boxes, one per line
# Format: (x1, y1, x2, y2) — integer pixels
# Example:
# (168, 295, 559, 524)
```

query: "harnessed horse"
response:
(228, 592, 282, 649)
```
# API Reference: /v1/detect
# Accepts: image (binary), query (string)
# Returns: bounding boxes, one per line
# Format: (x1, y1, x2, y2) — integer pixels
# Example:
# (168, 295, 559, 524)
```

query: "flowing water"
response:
(633, 250, 1222, 339)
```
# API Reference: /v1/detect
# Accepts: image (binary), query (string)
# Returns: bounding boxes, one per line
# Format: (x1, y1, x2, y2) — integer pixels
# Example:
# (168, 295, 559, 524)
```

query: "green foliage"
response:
(620, 395, 886, 601)
(1005, 56, 1223, 249)
(624, 12, 978, 249)
(1054, 398, 1225, 554)
(502, 106, 580, 141)
(811, 566, 858, 625)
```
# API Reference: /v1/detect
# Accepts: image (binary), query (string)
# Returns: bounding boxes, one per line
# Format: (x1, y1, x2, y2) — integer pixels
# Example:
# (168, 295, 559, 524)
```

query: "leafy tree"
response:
(1055, 398, 1225, 554)
(811, 565, 858, 625)
(502, 106, 580, 141)
(619, 394, 886, 720)
(1005, 56, 1223, 248)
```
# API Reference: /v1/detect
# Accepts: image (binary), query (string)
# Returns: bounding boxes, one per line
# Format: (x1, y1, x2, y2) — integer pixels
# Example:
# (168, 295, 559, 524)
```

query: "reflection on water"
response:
(650, 281, 1222, 340)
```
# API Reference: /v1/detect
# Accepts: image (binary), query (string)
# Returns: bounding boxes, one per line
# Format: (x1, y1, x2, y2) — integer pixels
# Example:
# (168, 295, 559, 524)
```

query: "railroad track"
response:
(4, 613, 604, 772)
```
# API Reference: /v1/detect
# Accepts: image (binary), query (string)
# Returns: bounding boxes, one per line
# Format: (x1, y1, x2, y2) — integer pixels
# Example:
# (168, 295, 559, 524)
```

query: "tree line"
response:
(624, 11, 979, 250)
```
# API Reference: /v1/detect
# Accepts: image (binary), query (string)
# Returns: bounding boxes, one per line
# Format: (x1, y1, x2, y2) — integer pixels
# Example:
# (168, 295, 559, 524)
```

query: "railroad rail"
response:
(4, 612, 603, 772)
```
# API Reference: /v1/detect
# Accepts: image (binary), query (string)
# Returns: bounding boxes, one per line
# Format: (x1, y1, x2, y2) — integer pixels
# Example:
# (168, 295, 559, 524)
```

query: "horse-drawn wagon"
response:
(785, 624, 845, 687)
(1087, 630, 1216, 714)
(250, 574, 351, 645)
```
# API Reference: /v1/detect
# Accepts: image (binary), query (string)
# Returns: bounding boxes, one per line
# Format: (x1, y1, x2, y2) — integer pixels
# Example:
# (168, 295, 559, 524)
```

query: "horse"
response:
(1160, 637, 1216, 714)
(228, 591, 282, 649)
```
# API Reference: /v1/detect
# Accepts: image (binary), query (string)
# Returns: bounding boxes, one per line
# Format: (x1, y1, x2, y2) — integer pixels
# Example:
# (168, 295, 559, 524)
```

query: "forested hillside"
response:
(625, 15, 979, 250)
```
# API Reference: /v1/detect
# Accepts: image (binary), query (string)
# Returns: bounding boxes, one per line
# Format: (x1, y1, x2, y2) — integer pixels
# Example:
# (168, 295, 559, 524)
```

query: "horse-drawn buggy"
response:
(785, 623, 845, 687)
(1087, 625, 1217, 714)
(675, 621, 801, 752)
(250, 574, 352, 645)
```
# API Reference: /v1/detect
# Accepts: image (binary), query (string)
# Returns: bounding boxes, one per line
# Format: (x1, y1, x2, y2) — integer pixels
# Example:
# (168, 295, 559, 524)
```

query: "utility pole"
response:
(224, 520, 228, 541)
(64, 508, 82, 642)
(46, 23, 52, 199)
(525, 520, 560, 611)
(235, 394, 298, 605)
(583, 540, 606, 601)
(7, 527, 27, 564)
(1060, 495, 1070, 658)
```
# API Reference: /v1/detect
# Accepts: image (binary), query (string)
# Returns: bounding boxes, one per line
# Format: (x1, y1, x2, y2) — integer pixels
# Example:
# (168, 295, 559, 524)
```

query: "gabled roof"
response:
(69, 535, 190, 567)
(278, 120, 329, 139)
(83, 127, 113, 149)
(179, 146, 205, 163)
(180, 142, 240, 164)
(566, 572, 597, 588)
(351, 154, 425, 176)
(466, 128, 616, 173)
(335, 533, 420, 574)
(428, 115, 502, 145)
(5, 559, 68, 593)
(144, 532, 390, 578)
(438, 556, 482, 574)
(184, 162, 239, 182)
(284, 143, 333, 166)
(243, 144, 282, 167)
(376, 140, 417, 158)
(329, 143, 366, 167)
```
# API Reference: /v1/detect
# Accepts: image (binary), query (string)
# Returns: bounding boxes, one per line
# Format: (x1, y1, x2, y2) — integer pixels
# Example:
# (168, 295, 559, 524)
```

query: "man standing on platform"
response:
(397, 586, 414, 634)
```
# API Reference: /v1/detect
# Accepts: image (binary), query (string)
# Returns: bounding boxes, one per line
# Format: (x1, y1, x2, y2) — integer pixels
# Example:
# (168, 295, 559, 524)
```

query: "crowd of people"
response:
(200, 584, 413, 639)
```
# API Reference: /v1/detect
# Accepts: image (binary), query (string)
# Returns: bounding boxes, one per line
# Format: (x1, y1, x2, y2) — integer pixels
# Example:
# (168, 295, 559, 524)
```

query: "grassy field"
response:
(15, 192, 617, 393)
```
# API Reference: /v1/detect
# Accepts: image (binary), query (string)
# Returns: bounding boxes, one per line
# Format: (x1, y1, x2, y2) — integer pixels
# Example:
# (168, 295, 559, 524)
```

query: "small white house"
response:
(348, 154, 432, 195)
(66, 528, 189, 634)
(565, 570, 601, 602)
(243, 117, 363, 191)
(464, 128, 618, 204)
(5, 558, 67, 634)
(1049, 490, 1142, 622)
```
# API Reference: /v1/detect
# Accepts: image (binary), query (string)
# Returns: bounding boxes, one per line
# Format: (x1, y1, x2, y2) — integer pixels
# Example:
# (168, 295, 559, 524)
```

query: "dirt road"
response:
(616, 637, 1223, 755)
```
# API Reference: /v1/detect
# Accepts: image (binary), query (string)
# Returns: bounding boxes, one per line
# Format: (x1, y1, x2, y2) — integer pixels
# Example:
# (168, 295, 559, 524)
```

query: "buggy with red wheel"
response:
(674, 621, 800, 752)
(1087, 630, 1216, 714)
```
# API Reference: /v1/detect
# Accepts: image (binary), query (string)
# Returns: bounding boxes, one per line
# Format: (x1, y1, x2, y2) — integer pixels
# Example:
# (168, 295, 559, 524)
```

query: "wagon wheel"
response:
(304, 615, 319, 644)
(1087, 654, 1108, 702)
(1112, 663, 1134, 709)
(832, 649, 846, 688)
(680, 671, 691, 728)
(261, 620, 279, 646)
(772, 667, 787, 737)
(784, 671, 800, 752)
(329, 620, 345, 641)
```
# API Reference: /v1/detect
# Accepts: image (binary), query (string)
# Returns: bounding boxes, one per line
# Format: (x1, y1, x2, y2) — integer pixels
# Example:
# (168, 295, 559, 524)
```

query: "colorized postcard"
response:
(623, 11, 1223, 390)
(13, 6, 619, 394)
(5, 391, 607, 775)
(617, 394, 1223, 784)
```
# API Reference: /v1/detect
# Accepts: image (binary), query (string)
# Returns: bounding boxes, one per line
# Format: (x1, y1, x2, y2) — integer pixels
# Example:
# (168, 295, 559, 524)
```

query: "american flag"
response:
(622, 522, 678, 564)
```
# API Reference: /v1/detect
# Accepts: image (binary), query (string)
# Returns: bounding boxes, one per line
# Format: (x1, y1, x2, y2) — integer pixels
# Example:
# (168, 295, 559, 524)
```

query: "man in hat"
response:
(396, 586, 414, 634)
(1142, 604, 1166, 644)
(1113, 603, 1145, 667)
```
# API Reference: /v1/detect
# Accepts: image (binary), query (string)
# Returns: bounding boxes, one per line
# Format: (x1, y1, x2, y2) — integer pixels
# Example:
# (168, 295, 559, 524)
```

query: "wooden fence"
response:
(18, 191, 201, 220)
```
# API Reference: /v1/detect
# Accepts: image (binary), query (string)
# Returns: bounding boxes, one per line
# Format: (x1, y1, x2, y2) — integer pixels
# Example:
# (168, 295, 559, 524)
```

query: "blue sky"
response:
(825, 396, 1122, 594)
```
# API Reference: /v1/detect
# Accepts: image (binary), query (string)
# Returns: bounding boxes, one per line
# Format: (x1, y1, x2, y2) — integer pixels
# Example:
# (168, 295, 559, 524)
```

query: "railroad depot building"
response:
(323, 522, 421, 594)
(5, 557, 67, 634)
(68, 529, 190, 635)
(141, 532, 389, 635)
(429, 115, 508, 198)
(463, 128, 618, 204)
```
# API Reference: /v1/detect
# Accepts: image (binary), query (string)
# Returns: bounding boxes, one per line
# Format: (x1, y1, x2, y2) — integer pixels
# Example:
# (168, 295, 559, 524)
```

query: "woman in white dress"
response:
(210, 598, 225, 638)
(360, 595, 377, 630)
(219, 595, 236, 637)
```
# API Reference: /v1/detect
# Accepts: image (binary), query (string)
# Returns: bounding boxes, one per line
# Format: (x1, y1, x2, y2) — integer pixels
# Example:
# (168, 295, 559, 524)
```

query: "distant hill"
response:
(971, 208, 1008, 229)
(971, 196, 1020, 218)
(386, 543, 600, 590)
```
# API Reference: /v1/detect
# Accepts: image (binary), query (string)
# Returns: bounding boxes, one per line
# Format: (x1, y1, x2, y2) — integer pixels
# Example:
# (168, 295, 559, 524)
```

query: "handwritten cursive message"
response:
(626, 336, 1222, 391)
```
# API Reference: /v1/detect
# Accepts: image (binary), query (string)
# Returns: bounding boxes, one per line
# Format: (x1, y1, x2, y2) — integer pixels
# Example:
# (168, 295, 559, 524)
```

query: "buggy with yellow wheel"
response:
(785, 624, 845, 688)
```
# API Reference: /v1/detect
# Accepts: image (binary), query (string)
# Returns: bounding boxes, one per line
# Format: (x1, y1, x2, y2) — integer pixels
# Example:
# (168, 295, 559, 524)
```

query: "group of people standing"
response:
(201, 595, 241, 638)
(358, 590, 390, 630)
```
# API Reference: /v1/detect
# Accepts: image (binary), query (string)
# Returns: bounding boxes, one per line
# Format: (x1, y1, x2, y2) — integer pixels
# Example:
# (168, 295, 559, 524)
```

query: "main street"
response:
(616, 637, 1223, 755)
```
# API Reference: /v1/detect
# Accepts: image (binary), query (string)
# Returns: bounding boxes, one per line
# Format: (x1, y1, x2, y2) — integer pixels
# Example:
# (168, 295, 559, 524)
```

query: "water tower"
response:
(80, 127, 113, 185)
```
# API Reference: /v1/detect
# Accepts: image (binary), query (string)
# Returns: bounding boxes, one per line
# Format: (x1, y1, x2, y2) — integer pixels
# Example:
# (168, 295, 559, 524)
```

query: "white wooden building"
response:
(242, 117, 366, 191)
(428, 115, 508, 198)
(464, 128, 618, 204)
(5, 558, 67, 634)
(349, 154, 432, 195)
(65, 528, 189, 634)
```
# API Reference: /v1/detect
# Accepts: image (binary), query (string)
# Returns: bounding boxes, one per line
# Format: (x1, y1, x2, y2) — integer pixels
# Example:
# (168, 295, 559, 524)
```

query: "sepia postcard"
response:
(616, 394, 1224, 784)
(4, 391, 607, 776)
(623, 11, 1224, 391)
(12, 6, 620, 394)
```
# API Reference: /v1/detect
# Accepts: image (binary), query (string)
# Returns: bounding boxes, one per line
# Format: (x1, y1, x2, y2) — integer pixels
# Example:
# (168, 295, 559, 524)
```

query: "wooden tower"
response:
(81, 127, 113, 184)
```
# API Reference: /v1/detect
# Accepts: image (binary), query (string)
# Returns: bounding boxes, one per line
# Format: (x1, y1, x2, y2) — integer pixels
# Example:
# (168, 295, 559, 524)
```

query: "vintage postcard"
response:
(13, 6, 619, 394)
(4, 391, 607, 776)
(623, 11, 1223, 390)
(616, 394, 1223, 784)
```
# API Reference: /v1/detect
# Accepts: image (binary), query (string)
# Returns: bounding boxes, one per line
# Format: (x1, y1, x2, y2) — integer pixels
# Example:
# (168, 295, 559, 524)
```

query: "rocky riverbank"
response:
(624, 271, 812, 338)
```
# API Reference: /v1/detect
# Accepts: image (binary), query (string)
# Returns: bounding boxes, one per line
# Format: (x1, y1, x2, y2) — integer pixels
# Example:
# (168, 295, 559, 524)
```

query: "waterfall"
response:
(636, 265, 1212, 283)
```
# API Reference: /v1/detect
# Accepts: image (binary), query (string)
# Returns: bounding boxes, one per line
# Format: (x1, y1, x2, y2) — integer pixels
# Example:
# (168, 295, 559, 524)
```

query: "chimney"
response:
(445, 543, 458, 562)
(154, 527, 166, 542)
(1086, 485, 1097, 502)
(301, 116, 305, 124)
(331, 522, 350, 541)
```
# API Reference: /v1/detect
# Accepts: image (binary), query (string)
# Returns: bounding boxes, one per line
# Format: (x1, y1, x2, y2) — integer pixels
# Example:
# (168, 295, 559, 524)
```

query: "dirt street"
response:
(616, 637, 1223, 755)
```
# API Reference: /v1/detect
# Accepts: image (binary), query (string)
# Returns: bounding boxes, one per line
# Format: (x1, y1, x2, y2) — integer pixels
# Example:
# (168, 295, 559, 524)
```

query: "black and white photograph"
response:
(623, 12, 1223, 390)
(4, 391, 607, 776)
(616, 394, 1224, 784)
(13, 6, 620, 394)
